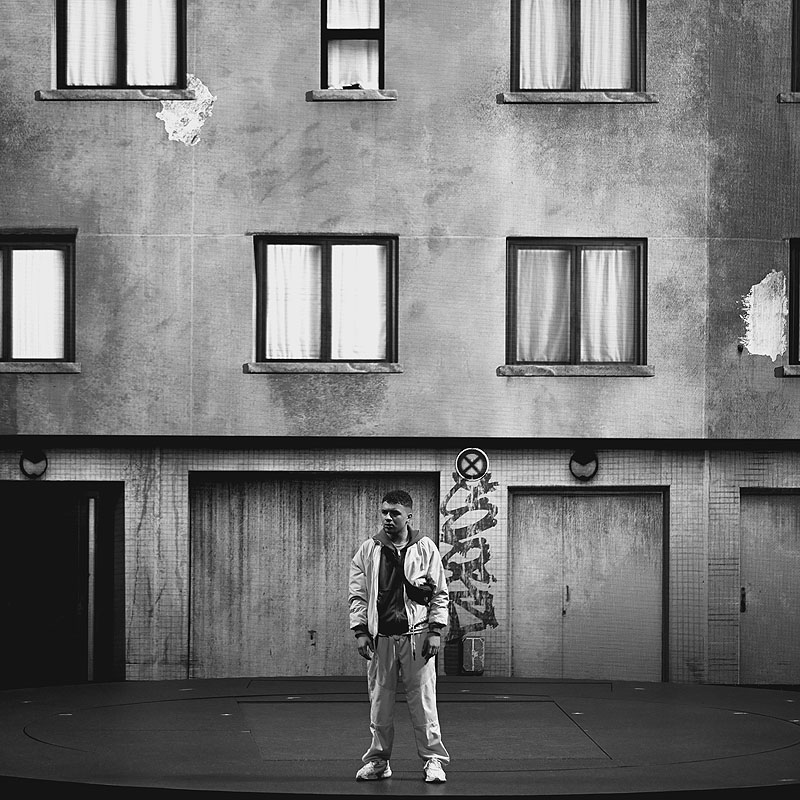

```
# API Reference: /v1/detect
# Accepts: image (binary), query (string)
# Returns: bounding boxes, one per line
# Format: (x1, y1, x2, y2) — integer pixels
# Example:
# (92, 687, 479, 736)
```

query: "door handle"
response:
(740, 587, 746, 613)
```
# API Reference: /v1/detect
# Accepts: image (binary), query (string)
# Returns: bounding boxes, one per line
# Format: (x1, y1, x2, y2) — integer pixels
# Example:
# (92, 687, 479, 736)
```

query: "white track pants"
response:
(362, 632, 450, 765)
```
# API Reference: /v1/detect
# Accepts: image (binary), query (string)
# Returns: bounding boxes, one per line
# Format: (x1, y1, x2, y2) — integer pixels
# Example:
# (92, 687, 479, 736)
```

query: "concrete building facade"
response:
(0, 1, 798, 688)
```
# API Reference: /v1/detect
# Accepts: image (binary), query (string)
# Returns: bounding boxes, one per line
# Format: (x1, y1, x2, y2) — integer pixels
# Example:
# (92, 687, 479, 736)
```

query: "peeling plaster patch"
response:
(156, 75, 216, 146)
(739, 270, 787, 362)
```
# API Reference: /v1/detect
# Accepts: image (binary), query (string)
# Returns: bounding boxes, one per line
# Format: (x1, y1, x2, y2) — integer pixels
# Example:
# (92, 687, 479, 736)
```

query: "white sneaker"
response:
(355, 759, 392, 781)
(424, 757, 446, 783)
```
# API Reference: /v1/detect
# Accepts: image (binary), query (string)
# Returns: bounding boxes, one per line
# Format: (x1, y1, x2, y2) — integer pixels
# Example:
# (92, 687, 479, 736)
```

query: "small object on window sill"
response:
(306, 88, 398, 101)
(496, 364, 655, 377)
(774, 364, 800, 377)
(343, 83, 363, 90)
(778, 92, 800, 103)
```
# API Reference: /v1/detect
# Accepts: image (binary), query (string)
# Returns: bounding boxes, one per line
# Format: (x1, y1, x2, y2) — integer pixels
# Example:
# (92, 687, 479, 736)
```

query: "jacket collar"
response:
(372, 526, 424, 549)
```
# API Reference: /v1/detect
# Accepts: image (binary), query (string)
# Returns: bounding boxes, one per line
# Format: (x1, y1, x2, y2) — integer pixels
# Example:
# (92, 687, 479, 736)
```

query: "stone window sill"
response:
(497, 364, 655, 377)
(774, 364, 800, 376)
(243, 362, 403, 374)
(778, 93, 800, 103)
(0, 362, 81, 373)
(35, 88, 196, 101)
(306, 89, 398, 102)
(499, 91, 658, 104)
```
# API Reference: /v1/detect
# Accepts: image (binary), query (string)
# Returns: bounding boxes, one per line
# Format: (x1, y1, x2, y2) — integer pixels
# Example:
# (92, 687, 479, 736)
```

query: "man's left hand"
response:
(422, 632, 441, 661)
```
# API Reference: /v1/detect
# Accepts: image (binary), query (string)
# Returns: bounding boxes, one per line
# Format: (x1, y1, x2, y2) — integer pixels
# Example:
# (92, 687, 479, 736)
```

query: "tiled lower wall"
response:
(2, 443, 795, 684)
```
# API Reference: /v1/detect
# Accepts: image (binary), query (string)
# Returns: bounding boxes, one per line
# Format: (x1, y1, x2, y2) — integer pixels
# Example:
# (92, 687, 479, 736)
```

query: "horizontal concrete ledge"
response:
(778, 92, 800, 103)
(243, 362, 403, 374)
(0, 362, 81, 373)
(35, 88, 196, 101)
(497, 364, 655, 377)
(498, 91, 658, 104)
(774, 364, 800, 376)
(306, 89, 398, 101)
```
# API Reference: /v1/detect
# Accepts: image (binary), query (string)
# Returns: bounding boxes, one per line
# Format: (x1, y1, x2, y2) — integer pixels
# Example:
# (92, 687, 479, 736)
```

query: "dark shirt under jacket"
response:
(376, 544, 409, 635)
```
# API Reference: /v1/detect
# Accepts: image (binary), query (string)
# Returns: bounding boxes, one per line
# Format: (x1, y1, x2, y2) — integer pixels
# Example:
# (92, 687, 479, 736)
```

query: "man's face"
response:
(381, 502, 412, 537)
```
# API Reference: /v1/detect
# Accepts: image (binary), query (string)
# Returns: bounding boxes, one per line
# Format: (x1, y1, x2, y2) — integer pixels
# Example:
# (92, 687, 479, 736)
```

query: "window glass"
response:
(519, 0, 571, 90)
(66, 0, 116, 86)
(264, 244, 322, 360)
(126, 0, 178, 87)
(11, 250, 66, 360)
(331, 244, 386, 360)
(327, 0, 380, 29)
(580, 0, 632, 89)
(327, 40, 379, 88)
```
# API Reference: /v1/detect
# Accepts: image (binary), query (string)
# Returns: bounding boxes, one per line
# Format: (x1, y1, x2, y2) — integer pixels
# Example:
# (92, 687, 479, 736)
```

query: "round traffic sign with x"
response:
(455, 447, 489, 481)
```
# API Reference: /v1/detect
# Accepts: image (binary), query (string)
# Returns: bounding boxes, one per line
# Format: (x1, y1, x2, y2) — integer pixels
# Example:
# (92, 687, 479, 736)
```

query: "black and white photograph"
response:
(1, 2, 799, 799)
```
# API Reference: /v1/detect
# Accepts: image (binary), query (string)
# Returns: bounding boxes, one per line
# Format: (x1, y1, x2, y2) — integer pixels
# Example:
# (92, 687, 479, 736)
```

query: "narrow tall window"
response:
(57, 0, 186, 88)
(507, 239, 646, 365)
(793, 0, 800, 92)
(255, 236, 397, 362)
(0, 237, 75, 362)
(790, 240, 800, 364)
(322, 0, 384, 89)
(513, 0, 644, 91)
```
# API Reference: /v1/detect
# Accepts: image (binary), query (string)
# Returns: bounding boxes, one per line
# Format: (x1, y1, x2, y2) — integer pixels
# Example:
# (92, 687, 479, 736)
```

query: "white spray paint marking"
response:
(156, 74, 216, 147)
(739, 270, 787, 362)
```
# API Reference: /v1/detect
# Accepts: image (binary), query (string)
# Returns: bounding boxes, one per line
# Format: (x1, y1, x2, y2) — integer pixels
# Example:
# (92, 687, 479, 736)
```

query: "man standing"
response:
(348, 489, 450, 783)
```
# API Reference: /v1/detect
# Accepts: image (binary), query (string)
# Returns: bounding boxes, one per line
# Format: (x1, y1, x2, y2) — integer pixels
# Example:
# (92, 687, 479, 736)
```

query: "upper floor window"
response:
(506, 239, 646, 365)
(254, 236, 397, 363)
(790, 240, 800, 365)
(322, 0, 384, 89)
(512, 0, 645, 91)
(0, 236, 75, 362)
(56, 0, 186, 89)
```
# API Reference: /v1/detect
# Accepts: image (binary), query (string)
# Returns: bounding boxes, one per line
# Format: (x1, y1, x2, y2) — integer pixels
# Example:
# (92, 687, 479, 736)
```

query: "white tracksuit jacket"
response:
(348, 528, 449, 639)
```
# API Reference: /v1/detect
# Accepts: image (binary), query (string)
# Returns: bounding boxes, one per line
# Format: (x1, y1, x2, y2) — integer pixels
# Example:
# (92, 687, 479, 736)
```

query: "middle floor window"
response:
(507, 239, 647, 365)
(513, 0, 644, 91)
(321, 0, 384, 89)
(254, 236, 397, 362)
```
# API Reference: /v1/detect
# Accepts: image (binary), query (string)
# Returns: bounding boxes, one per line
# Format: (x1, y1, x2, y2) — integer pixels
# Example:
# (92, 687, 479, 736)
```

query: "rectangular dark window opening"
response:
(790, 240, 800, 364)
(321, 0, 385, 89)
(506, 238, 647, 366)
(56, 0, 187, 89)
(0, 234, 76, 362)
(254, 235, 398, 363)
(511, 0, 645, 92)
(793, 0, 800, 92)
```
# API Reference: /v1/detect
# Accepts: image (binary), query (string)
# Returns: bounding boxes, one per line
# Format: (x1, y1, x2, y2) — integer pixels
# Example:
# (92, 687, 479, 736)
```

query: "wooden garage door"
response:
(740, 491, 800, 685)
(189, 472, 439, 678)
(511, 491, 665, 681)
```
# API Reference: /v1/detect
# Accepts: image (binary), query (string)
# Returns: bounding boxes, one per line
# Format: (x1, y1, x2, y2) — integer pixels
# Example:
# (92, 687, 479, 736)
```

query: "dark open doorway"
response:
(0, 481, 125, 689)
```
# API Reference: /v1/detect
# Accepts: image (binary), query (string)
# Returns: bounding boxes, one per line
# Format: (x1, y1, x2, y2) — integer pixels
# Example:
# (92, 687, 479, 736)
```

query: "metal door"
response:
(511, 490, 665, 681)
(740, 491, 800, 685)
(189, 472, 439, 678)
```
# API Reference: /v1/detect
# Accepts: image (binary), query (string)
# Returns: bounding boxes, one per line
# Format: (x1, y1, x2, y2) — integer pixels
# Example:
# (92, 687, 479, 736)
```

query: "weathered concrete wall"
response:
(0, 1, 712, 438)
(706, 0, 800, 438)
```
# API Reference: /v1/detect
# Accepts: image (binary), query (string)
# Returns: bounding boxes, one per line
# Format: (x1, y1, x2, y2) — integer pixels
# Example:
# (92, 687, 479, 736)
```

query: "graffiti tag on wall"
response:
(440, 471, 499, 636)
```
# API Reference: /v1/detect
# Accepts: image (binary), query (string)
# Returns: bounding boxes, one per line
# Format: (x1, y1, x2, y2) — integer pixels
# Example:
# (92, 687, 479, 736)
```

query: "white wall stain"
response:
(739, 270, 787, 362)
(156, 74, 216, 147)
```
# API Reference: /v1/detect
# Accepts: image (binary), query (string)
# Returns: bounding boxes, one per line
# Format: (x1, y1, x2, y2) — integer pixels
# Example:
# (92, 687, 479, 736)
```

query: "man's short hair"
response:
(382, 489, 413, 509)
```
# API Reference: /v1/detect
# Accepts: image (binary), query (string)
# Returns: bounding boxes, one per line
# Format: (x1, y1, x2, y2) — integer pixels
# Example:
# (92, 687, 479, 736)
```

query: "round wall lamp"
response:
(19, 449, 48, 479)
(569, 450, 598, 481)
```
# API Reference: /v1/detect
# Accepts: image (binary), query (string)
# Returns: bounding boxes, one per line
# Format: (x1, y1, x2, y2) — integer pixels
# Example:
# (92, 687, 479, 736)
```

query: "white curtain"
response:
(11, 250, 66, 360)
(331, 244, 386, 360)
(327, 0, 379, 28)
(580, 248, 637, 362)
(519, 0, 571, 90)
(66, 0, 116, 86)
(581, 0, 632, 89)
(516, 249, 571, 362)
(264, 245, 322, 359)
(328, 40, 378, 88)
(127, 0, 178, 86)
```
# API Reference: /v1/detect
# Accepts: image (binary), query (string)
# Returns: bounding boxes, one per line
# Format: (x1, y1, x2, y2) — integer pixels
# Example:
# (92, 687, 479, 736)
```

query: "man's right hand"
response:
(356, 633, 374, 661)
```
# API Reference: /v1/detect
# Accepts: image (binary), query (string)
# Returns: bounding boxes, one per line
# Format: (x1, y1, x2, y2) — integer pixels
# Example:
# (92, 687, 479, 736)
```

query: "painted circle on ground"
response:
(455, 447, 489, 481)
